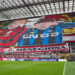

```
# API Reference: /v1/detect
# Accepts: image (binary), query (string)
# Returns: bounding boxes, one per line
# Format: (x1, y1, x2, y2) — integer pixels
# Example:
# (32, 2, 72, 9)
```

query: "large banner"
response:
(62, 27, 75, 42)
(0, 44, 69, 53)
(0, 13, 75, 47)
(62, 27, 75, 34)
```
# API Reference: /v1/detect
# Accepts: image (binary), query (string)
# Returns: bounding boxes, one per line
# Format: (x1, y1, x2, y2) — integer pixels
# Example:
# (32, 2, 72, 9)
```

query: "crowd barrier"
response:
(0, 58, 58, 61)
(0, 58, 67, 62)
(58, 59, 67, 62)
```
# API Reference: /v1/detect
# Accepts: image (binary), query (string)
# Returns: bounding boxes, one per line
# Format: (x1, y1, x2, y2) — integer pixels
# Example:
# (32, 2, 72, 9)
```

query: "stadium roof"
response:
(0, 0, 75, 21)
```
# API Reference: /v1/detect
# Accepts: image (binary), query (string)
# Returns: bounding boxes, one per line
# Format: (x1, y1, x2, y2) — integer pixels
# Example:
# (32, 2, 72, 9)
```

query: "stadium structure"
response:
(0, 0, 75, 75)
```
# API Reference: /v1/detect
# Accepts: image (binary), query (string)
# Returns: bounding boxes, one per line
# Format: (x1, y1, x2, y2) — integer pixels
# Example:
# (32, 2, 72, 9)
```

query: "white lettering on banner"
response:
(16, 45, 69, 52)
(30, 34, 38, 38)
(40, 34, 49, 38)
(1, 44, 69, 53)
(23, 34, 30, 38)
(51, 32, 59, 37)
(23, 32, 59, 38)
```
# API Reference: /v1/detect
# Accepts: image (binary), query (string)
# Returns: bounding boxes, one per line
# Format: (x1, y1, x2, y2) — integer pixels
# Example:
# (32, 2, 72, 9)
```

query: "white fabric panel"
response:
(63, 36, 75, 41)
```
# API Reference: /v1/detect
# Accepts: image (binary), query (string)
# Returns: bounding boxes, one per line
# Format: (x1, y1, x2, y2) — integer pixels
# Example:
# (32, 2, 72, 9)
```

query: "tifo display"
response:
(0, 13, 75, 61)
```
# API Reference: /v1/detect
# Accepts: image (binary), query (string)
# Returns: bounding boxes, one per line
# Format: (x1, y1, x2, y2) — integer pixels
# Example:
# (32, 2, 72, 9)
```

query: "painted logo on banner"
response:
(0, 13, 75, 47)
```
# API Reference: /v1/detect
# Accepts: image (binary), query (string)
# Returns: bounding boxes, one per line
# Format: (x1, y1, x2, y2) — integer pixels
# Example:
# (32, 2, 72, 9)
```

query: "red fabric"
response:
(0, 58, 3, 61)
(0, 44, 67, 48)
(13, 49, 68, 53)
(0, 29, 8, 34)
(45, 14, 67, 21)
(65, 41, 75, 43)
(0, 27, 23, 40)
(0, 28, 27, 46)
(63, 34, 75, 36)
